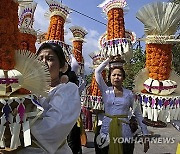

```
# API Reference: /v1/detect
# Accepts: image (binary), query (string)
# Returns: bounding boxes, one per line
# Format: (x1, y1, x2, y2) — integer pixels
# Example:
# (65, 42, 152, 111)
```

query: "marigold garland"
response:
(73, 41, 83, 63)
(46, 15, 65, 41)
(0, 0, 36, 94)
(18, 32, 37, 94)
(146, 44, 172, 80)
(107, 8, 125, 40)
(91, 74, 102, 96)
(19, 33, 37, 53)
(90, 71, 106, 97)
(0, 0, 19, 70)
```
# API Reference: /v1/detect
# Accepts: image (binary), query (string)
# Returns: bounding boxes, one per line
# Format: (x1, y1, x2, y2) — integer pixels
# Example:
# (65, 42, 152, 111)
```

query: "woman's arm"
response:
(130, 92, 150, 153)
(31, 83, 81, 153)
(95, 58, 110, 93)
(130, 92, 149, 135)
(134, 105, 149, 135)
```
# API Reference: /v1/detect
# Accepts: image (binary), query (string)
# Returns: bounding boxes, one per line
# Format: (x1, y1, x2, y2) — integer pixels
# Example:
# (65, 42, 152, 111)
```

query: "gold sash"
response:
(105, 113, 128, 154)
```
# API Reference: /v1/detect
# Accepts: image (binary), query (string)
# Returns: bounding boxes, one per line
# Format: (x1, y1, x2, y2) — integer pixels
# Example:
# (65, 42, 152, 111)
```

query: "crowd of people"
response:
(1, 40, 179, 154)
(7, 42, 149, 154)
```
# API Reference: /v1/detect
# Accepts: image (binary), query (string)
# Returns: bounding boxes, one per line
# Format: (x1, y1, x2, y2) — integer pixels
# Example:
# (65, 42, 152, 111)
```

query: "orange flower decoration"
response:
(19, 33, 37, 53)
(90, 71, 106, 97)
(107, 8, 125, 40)
(0, 0, 19, 70)
(146, 44, 172, 80)
(46, 15, 65, 41)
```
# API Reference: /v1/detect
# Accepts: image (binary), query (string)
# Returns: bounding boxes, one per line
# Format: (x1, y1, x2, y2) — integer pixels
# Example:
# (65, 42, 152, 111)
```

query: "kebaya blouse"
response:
(18, 82, 81, 154)
(95, 58, 148, 138)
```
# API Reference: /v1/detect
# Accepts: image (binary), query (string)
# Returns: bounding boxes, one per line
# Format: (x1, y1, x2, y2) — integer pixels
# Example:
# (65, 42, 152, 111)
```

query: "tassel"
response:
(174, 99, 179, 120)
(10, 122, 21, 149)
(152, 98, 158, 121)
(2, 103, 12, 122)
(0, 115, 6, 148)
(17, 103, 26, 122)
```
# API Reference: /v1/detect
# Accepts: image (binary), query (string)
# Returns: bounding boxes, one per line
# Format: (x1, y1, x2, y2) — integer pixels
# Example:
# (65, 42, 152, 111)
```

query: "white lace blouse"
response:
(95, 58, 148, 138)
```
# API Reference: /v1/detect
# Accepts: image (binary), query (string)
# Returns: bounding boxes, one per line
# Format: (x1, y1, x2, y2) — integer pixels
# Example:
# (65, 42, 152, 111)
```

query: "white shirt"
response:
(18, 82, 81, 154)
(95, 58, 148, 138)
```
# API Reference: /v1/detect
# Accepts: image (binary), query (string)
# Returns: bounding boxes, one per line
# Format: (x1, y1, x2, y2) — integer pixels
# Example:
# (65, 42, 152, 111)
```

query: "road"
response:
(82, 123, 180, 154)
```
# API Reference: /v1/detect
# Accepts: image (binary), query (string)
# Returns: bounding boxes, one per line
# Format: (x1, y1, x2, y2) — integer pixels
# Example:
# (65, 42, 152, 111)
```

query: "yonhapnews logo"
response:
(96, 134, 110, 148)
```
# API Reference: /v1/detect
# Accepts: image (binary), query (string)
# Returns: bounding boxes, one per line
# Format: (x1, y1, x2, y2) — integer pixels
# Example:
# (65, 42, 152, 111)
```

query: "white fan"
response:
(14, 50, 51, 96)
(133, 68, 149, 92)
(136, 2, 180, 35)
(169, 70, 180, 94)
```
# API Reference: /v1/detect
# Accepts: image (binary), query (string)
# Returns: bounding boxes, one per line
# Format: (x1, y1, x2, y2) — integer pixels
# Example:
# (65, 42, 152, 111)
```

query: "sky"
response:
(33, 0, 169, 74)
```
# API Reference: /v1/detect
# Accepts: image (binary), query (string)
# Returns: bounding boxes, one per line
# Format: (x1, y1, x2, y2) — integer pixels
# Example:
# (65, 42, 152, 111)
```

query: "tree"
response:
(85, 73, 93, 85)
(123, 43, 145, 89)
(123, 36, 180, 89)
(172, 44, 180, 74)
(171, 0, 180, 74)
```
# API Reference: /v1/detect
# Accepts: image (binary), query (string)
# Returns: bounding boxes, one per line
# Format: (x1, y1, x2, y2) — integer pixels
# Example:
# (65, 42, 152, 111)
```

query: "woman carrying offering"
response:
(94, 55, 149, 154)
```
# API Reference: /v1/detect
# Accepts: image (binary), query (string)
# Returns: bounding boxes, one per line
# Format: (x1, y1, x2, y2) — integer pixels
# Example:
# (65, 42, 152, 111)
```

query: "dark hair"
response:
(60, 64, 79, 85)
(37, 42, 79, 84)
(67, 71, 79, 85)
(37, 43, 66, 68)
(108, 67, 126, 86)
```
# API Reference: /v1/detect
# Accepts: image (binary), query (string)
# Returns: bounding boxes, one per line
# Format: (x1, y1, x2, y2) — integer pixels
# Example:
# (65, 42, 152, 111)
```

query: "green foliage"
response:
(123, 63, 135, 90)
(131, 46, 146, 75)
(123, 42, 180, 90)
(123, 45, 145, 90)
(172, 44, 180, 75)
(85, 73, 93, 85)
(170, 0, 180, 73)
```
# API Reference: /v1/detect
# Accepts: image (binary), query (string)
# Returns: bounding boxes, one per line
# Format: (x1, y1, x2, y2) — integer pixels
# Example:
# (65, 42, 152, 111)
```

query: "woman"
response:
(61, 65, 82, 154)
(18, 43, 81, 154)
(94, 55, 149, 154)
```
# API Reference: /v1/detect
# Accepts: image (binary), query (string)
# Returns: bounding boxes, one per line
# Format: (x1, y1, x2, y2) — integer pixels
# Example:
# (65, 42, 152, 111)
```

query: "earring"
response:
(60, 75, 69, 84)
